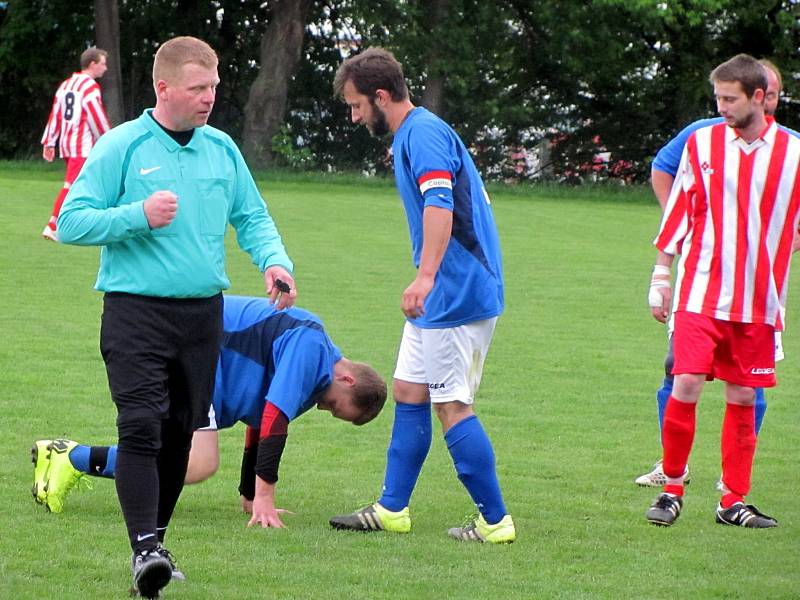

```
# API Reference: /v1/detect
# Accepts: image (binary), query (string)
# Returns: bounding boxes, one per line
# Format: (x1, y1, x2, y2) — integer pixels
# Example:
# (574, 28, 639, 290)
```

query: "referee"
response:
(57, 36, 295, 598)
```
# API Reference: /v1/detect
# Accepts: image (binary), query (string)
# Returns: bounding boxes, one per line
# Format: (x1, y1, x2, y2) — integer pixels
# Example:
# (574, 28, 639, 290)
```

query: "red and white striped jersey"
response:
(655, 120, 800, 329)
(40, 72, 110, 158)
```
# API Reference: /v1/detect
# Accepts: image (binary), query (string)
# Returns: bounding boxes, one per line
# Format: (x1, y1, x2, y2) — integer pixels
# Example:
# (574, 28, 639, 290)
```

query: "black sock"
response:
(88, 446, 112, 478)
(155, 420, 193, 543)
(116, 450, 159, 553)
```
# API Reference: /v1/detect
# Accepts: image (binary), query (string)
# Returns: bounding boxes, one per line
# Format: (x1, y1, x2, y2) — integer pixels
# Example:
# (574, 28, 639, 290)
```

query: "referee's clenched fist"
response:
(144, 191, 178, 229)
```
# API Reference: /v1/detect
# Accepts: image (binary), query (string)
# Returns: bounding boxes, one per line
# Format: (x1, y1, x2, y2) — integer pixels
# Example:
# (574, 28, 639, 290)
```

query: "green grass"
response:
(1, 162, 799, 599)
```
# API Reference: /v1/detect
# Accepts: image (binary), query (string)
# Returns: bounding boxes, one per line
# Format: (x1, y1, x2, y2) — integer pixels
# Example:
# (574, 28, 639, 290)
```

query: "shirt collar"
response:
(141, 109, 202, 152)
(731, 114, 774, 142)
(729, 115, 775, 153)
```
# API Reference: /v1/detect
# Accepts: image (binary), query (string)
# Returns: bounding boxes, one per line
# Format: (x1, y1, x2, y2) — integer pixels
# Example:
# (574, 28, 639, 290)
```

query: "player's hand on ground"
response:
(143, 190, 178, 229)
(401, 275, 434, 318)
(247, 498, 294, 529)
(42, 146, 55, 162)
(240, 495, 253, 514)
(264, 266, 296, 310)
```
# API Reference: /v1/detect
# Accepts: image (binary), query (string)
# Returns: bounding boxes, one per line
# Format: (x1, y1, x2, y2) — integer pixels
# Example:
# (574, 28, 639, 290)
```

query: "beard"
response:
(367, 101, 390, 137)
(728, 111, 755, 130)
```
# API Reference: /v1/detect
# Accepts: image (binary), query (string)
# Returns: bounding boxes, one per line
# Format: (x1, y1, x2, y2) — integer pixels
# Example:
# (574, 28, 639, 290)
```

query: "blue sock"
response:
(377, 403, 432, 512)
(656, 376, 673, 433)
(68, 444, 91, 473)
(68, 444, 117, 478)
(754, 388, 766, 435)
(103, 445, 118, 477)
(445, 415, 506, 525)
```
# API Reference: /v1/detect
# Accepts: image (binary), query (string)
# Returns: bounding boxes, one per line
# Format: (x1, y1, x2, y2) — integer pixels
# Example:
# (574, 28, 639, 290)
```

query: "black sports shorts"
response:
(100, 292, 223, 434)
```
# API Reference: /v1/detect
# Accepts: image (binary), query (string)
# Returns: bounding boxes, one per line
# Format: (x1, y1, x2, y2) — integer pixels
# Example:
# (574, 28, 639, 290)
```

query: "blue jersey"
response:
(212, 296, 342, 429)
(391, 108, 504, 328)
(653, 116, 800, 177)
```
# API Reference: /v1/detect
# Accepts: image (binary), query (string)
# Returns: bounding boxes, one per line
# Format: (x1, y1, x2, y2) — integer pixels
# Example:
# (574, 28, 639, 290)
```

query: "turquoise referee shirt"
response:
(58, 109, 293, 298)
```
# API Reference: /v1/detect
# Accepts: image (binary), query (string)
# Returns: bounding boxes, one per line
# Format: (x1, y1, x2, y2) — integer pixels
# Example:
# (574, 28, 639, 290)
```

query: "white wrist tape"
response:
(648, 279, 671, 308)
(652, 265, 671, 277)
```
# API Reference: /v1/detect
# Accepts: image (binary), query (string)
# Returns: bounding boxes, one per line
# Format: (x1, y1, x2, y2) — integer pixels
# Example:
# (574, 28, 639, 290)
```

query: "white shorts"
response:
(197, 404, 218, 431)
(393, 318, 497, 404)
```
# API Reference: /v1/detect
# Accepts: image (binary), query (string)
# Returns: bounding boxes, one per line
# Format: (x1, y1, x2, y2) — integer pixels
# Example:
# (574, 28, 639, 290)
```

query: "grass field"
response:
(1, 161, 799, 599)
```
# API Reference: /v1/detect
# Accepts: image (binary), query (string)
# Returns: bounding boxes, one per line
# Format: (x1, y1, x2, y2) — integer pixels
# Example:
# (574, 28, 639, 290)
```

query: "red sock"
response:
(661, 395, 696, 496)
(49, 187, 69, 230)
(720, 403, 756, 508)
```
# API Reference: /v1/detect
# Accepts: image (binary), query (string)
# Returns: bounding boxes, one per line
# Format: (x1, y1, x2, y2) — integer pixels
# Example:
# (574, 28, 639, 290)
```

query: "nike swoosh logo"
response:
(139, 166, 162, 175)
(136, 533, 156, 542)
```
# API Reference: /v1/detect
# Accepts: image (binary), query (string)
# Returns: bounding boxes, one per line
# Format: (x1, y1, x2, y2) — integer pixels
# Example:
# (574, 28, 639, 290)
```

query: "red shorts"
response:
(63, 157, 87, 187)
(672, 311, 776, 388)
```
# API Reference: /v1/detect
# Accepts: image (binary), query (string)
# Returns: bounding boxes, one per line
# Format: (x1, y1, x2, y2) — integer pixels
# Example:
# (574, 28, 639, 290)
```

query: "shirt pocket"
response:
(125, 178, 178, 237)
(197, 178, 232, 236)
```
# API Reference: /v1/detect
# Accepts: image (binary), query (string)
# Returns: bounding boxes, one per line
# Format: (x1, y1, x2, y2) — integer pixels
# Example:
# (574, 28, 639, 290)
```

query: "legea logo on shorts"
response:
(751, 367, 775, 375)
(428, 382, 446, 390)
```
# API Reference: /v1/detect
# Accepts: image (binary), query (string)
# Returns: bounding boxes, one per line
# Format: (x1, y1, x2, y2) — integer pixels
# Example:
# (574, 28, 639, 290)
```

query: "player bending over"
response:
(31, 295, 387, 537)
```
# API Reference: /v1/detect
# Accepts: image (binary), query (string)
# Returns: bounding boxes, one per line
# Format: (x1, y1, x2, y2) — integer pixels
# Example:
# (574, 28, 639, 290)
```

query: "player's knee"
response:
(392, 379, 428, 404)
(727, 385, 756, 406)
(117, 415, 162, 456)
(434, 400, 474, 431)
(672, 374, 703, 401)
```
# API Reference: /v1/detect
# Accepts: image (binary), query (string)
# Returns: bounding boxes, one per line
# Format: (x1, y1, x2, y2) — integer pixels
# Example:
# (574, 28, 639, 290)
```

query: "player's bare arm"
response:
(402, 205, 452, 318)
(650, 168, 675, 211)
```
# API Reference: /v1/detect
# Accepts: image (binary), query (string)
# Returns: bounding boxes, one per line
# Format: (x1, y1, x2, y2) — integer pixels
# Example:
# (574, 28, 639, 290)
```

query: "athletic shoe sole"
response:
(132, 558, 172, 599)
(31, 442, 51, 504)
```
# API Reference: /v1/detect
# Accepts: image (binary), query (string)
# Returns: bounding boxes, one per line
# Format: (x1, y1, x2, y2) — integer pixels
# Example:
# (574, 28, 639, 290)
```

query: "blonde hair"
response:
(152, 36, 218, 84)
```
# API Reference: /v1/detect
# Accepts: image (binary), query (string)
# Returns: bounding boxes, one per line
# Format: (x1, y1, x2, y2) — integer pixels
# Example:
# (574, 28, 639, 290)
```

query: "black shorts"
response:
(100, 292, 223, 433)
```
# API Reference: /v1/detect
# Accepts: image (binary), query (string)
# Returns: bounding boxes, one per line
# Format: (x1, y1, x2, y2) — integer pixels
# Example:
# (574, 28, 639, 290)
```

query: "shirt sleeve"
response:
(406, 120, 460, 211)
(654, 141, 695, 255)
(226, 140, 294, 273)
(266, 330, 331, 420)
(41, 92, 61, 147)
(84, 84, 111, 140)
(56, 134, 151, 245)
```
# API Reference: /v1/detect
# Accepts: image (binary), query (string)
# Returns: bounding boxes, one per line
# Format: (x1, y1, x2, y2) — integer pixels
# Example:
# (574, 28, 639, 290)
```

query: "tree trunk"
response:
(420, 0, 450, 116)
(242, 0, 311, 168)
(94, 0, 124, 125)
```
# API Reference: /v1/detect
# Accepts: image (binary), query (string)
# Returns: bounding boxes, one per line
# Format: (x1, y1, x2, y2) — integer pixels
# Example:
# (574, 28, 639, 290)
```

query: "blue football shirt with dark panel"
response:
(391, 107, 504, 329)
(212, 295, 342, 429)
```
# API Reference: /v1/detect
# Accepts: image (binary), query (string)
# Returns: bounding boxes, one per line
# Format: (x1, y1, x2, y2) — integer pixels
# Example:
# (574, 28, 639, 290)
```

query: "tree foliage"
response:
(1, 0, 798, 181)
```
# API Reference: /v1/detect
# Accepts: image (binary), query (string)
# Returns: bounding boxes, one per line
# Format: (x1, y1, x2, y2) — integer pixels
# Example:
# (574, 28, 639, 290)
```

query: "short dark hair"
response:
(349, 362, 388, 426)
(333, 47, 409, 102)
(709, 53, 767, 98)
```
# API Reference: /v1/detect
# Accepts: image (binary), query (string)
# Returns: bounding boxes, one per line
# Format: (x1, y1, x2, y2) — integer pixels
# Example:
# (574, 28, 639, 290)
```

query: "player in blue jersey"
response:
(637, 59, 799, 487)
(31, 295, 387, 528)
(329, 48, 514, 543)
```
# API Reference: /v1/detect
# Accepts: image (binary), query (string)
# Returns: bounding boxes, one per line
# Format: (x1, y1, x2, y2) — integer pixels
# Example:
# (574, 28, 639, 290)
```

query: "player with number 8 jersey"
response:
(40, 47, 111, 240)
